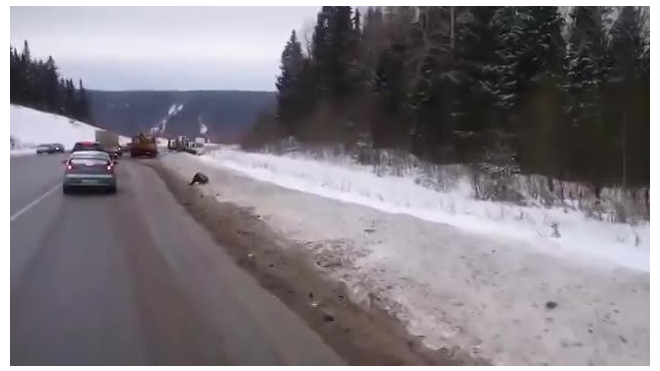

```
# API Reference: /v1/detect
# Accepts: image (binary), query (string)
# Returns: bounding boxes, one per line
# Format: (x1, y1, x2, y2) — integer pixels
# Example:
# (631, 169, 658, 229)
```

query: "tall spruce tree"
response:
(275, 30, 306, 134)
(44, 56, 60, 113)
(77, 79, 91, 122)
(607, 6, 649, 187)
(564, 6, 612, 185)
(311, 6, 358, 99)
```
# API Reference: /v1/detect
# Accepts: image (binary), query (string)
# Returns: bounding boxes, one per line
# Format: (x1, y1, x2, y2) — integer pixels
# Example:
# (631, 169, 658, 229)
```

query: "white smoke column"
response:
(151, 103, 185, 134)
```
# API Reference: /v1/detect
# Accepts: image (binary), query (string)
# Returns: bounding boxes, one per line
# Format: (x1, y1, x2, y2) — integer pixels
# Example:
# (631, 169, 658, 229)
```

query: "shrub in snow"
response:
(240, 141, 648, 224)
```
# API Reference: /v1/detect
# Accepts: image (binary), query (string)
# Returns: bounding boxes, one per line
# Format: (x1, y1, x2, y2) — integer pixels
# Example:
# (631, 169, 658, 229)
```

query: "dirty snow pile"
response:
(10, 105, 129, 155)
(202, 148, 649, 272)
(163, 151, 649, 366)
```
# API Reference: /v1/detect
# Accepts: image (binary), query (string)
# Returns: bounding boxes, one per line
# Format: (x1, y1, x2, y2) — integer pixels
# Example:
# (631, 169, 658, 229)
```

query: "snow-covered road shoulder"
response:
(161, 151, 649, 366)
(10, 148, 38, 157)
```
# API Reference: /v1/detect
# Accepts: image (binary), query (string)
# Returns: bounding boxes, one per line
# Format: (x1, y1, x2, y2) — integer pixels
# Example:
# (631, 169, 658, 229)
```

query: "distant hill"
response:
(88, 90, 276, 143)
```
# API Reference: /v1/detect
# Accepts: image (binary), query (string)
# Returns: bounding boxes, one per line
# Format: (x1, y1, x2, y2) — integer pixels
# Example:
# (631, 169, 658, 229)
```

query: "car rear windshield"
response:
(73, 142, 102, 151)
(70, 158, 109, 166)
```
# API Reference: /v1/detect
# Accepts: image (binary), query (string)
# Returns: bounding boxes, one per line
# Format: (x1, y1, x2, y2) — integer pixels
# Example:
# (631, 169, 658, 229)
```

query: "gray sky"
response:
(11, 6, 320, 91)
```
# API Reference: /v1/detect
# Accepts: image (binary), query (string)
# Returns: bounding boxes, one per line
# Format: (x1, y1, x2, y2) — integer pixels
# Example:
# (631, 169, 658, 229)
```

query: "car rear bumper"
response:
(63, 174, 116, 188)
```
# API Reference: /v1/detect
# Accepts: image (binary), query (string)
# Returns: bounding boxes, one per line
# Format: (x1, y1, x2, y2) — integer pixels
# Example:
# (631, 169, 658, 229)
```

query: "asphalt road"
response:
(10, 154, 343, 366)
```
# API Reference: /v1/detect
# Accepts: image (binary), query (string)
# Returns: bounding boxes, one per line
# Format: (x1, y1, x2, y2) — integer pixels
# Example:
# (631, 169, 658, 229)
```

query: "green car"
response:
(62, 151, 118, 194)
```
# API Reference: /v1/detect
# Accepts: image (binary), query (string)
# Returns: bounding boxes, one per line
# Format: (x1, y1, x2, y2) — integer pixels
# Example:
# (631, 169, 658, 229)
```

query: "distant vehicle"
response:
(167, 138, 178, 151)
(165, 136, 199, 154)
(36, 143, 56, 154)
(120, 143, 132, 154)
(62, 151, 118, 194)
(71, 141, 104, 153)
(130, 133, 158, 158)
(95, 130, 121, 159)
(118, 143, 130, 154)
(50, 143, 66, 153)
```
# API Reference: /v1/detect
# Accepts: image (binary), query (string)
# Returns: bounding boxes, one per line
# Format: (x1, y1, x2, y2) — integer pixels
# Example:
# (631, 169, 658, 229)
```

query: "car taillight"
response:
(106, 162, 114, 171)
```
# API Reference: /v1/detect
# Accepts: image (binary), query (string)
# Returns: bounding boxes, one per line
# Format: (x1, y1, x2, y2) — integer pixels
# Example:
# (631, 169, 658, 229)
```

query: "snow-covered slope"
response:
(164, 152, 650, 366)
(10, 105, 130, 155)
(201, 148, 650, 272)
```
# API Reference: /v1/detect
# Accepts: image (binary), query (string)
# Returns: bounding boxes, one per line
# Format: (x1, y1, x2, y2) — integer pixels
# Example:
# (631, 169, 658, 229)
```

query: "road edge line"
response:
(10, 183, 61, 222)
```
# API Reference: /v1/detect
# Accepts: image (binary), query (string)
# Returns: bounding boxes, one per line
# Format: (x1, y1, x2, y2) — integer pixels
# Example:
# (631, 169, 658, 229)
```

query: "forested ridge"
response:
(9, 40, 274, 142)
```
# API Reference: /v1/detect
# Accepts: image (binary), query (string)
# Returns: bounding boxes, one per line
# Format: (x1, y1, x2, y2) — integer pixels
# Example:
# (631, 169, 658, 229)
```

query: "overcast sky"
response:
(10, 6, 320, 91)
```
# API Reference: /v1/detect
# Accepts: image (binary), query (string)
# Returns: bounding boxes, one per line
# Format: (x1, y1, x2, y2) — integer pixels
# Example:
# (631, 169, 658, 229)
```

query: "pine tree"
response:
(311, 6, 334, 96)
(21, 40, 30, 64)
(518, 7, 566, 177)
(311, 6, 358, 99)
(347, 7, 367, 96)
(10, 47, 21, 103)
(361, 7, 385, 79)
(329, 6, 356, 98)
(487, 7, 564, 123)
(64, 78, 76, 117)
(607, 6, 649, 187)
(57, 77, 67, 114)
(44, 56, 60, 113)
(408, 6, 454, 160)
(353, 8, 362, 35)
(275, 30, 306, 134)
(451, 6, 500, 133)
(77, 79, 91, 122)
(373, 42, 409, 148)
(564, 6, 612, 184)
(32, 58, 47, 110)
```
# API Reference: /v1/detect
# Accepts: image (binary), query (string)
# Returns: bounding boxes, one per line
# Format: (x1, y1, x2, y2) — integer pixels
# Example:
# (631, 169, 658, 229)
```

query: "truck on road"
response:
(130, 133, 158, 158)
(95, 130, 121, 158)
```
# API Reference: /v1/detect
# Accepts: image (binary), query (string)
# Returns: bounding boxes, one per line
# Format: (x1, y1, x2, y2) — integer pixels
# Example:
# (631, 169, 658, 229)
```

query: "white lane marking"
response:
(10, 183, 61, 222)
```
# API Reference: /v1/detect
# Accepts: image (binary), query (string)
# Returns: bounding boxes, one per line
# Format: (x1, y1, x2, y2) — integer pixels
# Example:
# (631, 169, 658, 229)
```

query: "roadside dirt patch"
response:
(148, 161, 488, 366)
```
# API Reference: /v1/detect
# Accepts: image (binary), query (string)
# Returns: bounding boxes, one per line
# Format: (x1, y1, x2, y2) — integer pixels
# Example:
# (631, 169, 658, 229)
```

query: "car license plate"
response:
(81, 179, 98, 184)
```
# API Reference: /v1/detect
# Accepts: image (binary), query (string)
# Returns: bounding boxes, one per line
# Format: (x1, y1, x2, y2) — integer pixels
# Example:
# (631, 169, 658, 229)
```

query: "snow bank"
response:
(10, 105, 102, 152)
(162, 153, 650, 366)
(201, 148, 649, 273)
(9, 148, 38, 157)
